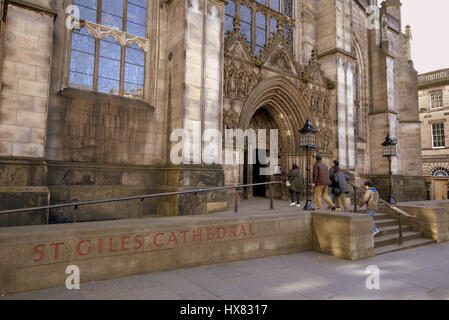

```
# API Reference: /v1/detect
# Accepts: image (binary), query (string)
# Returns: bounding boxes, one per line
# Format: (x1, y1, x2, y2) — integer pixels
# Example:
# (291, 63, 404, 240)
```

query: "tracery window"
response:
(225, 0, 294, 55)
(69, 0, 149, 99)
(431, 168, 449, 177)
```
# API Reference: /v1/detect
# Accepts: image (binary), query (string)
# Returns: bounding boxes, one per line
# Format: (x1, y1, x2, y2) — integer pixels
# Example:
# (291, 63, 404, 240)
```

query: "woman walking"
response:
(287, 164, 304, 207)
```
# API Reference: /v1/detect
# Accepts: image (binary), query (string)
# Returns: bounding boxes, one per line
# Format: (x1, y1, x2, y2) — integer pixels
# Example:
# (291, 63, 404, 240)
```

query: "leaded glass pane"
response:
(270, 0, 280, 12)
(284, 0, 293, 18)
(225, 0, 235, 16)
(284, 23, 293, 48)
(270, 17, 277, 35)
(101, 0, 124, 30)
(127, 0, 147, 37)
(256, 11, 266, 29)
(74, 0, 98, 22)
(98, 36, 121, 95)
(69, 28, 95, 90)
(224, 0, 235, 36)
(240, 4, 252, 23)
(240, 5, 252, 49)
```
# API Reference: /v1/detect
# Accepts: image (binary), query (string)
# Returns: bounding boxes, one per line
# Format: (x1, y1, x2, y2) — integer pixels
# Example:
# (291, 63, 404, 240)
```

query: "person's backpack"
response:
(332, 174, 342, 196)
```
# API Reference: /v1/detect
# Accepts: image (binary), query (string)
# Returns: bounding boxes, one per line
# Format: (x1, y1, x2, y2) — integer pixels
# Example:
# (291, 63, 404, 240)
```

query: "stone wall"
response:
(0, 212, 313, 294)
(0, 3, 53, 158)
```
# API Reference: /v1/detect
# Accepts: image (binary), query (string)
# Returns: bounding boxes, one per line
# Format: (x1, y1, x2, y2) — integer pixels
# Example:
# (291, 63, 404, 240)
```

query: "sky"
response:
(401, 0, 449, 74)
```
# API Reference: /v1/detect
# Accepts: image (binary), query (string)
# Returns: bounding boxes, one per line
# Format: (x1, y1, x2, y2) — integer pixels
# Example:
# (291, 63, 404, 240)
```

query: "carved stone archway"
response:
(238, 76, 315, 153)
(237, 76, 315, 199)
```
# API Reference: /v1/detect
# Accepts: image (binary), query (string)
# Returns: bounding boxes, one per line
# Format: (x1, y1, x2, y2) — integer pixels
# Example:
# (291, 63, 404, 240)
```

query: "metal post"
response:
(73, 206, 78, 223)
(353, 186, 358, 213)
(234, 188, 239, 213)
(269, 184, 274, 210)
(192, 193, 196, 216)
(398, 214, 403, 245)
(303, 147, 315, 210)
(388, 157, 396, 204)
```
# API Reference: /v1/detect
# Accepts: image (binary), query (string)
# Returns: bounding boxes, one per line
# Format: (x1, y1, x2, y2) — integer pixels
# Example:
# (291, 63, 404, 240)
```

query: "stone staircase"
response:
(373, 212, 435, 255)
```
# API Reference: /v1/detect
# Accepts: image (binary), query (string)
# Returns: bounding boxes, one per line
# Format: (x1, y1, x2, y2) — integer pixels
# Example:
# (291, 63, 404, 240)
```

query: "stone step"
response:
(374, 238, 436, 256)
(375, 218, 400, 228)
(374, 231, 424, 248)
(376, 225, 412, 237)
(372, 213, 393, 221)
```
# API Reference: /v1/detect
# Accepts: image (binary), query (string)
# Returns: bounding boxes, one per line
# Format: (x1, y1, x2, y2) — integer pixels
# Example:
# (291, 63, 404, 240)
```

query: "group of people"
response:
(286, 156, 380, 235)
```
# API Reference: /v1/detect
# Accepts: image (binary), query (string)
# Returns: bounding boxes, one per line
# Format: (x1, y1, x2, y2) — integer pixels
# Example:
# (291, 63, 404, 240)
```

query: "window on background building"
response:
(430, 90, 444, 109)
(432, 123, 446, 149)
(69, 0, 148, 99)
(224, 0, 294, 54)
(430, 168, 449, 177)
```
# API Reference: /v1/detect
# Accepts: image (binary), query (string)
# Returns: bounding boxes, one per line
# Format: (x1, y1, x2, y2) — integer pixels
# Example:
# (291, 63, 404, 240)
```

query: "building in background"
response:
(418, 68, 449, 200)
(0, 0, 426, 226)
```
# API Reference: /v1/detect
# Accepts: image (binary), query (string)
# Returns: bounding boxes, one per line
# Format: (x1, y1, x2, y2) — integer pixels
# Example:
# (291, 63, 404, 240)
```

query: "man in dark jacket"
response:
(313, 156, 336, 210)
(331, 166, 350, 211)
(287, 164, 304, 207)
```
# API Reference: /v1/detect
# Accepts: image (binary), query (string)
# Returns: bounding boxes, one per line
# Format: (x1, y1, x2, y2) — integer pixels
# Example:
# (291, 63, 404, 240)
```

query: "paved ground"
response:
(2, 241, 449, 300)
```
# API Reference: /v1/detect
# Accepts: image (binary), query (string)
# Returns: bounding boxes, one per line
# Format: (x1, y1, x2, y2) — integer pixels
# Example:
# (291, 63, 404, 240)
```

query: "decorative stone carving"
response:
(317, 127, 332, 152)
(77, 20, 149, 52)
(224, 103, 239, 130)
(270, 50, 291, 73)
(224, 61, 263, 100)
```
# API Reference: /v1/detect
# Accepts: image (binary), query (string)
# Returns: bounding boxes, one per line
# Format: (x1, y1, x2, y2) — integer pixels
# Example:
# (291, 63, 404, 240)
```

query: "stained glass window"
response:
(224, 0, 294, 55)
(256, 11, 267, 55)
(270, 0, 280, 12)
(225, 0, 235, 35)
(69, 0, 148, 99)
(284, 23, 293, 48)
(240, 4, 252, 51)
(284, 0, 293, 18)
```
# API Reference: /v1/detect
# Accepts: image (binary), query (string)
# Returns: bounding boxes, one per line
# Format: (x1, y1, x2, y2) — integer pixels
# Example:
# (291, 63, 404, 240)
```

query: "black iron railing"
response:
(0, 181, 283, 224)
(350, 182, 414, 246)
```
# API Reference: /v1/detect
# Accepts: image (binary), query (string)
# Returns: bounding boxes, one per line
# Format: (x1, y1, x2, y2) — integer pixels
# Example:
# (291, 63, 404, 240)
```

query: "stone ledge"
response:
(0, 212, 313, 294)
(312, 211, 375, 261)
(58, 88, 155, 112)
(384, 202, 449, 243)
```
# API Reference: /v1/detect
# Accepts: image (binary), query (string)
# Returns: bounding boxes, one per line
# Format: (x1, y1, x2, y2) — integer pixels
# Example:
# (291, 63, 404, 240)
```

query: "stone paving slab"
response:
(1, 242, 449, 300)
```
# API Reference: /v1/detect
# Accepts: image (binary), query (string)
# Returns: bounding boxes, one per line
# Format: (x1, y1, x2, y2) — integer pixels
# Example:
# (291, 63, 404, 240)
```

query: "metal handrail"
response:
(349, 182, 414, 246)
(0, 182, 283, 222)
(349, 182, 414, 218)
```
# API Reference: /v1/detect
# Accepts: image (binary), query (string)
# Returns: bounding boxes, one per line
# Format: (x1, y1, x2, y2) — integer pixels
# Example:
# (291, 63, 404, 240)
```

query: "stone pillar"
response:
(164, 0, 226, 216)
(0, 3, 54, 226)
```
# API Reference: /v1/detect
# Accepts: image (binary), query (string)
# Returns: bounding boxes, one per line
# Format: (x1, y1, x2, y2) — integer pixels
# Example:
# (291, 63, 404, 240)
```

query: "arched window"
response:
(69, 0, 149, 99)
(224, 0, 294, 54)
(431, 168, 449, 177)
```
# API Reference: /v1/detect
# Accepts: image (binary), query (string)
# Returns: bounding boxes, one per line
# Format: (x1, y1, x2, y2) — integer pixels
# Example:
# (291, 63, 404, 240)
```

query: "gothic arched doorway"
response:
(238, 77, 315, 200)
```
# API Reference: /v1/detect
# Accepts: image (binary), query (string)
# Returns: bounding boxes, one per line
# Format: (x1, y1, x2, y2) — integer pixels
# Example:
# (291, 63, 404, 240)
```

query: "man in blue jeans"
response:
(359, 181, 380, 235)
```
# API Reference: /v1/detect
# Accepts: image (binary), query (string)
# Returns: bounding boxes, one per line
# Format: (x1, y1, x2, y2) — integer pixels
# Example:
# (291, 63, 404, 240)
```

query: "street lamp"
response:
(300, 119, 317, 210)
(382, 135, 397, 204)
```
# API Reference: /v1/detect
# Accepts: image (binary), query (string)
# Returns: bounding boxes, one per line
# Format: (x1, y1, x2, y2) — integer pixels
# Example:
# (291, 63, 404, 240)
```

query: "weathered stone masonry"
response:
(0, 0, 426, 226)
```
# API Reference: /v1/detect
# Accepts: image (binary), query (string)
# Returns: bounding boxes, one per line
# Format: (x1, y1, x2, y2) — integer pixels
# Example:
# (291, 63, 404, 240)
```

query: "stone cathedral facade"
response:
(0, 0, 425, 225)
